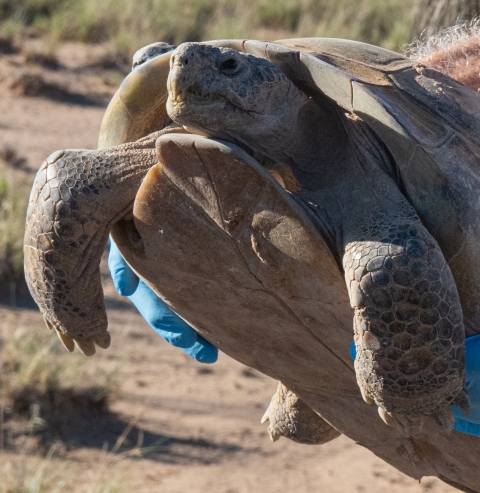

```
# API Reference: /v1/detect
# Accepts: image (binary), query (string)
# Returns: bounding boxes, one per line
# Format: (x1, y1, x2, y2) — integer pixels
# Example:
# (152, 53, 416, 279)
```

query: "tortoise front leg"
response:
(342, 195, 469, 434)
(24, 135, 161, 354)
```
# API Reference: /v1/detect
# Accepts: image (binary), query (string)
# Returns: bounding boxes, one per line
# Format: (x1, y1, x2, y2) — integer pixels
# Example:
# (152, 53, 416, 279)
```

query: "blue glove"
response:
(108, 240, 218, 363)
(451, 334, 480, 435)
(350, 335, 480, 437)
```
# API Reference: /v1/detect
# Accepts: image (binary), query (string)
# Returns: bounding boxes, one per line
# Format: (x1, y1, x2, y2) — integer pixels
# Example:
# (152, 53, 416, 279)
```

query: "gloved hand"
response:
(350, 335, 480, 436)
(108, 240, 218, 363)
(451, 334, 480, 435)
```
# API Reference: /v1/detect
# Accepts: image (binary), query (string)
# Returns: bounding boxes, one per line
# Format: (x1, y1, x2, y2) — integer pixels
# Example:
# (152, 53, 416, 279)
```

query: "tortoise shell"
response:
(99, 37, 480, 336)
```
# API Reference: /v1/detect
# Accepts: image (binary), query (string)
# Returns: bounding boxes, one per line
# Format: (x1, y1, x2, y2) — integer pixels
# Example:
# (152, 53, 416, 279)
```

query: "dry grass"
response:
(0, 315, 170, 493)
(410, 0, 480, 39)
(0, 168, 30, 302)
(0, 0, 418, 58)
(0, 325, 164, 493)
(0, 319, 119, 448)
(1, 0, 479, 62)
(0, 444, 125, 493)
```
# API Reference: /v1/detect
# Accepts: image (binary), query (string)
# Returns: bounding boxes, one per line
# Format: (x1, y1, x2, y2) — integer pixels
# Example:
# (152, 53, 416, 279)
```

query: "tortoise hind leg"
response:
(261, 382, 341, 444)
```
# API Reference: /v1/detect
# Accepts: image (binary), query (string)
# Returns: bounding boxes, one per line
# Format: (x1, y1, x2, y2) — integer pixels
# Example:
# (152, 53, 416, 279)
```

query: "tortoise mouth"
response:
(166, 91, 252, 138)
(166, 67, 257, 118)
(167, 88, 247, 114)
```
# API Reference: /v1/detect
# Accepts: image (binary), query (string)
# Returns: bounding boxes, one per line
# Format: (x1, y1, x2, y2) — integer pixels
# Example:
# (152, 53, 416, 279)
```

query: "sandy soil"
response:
(0, 40, 460, 492)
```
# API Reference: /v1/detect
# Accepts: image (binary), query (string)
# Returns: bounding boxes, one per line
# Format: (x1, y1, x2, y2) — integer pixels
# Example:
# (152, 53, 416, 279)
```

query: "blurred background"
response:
(1, 0, 480, 56)
(0, 0, 478, 491)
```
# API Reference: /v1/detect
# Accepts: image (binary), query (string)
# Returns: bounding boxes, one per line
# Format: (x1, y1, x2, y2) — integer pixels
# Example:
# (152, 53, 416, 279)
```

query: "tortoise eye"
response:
(220, 58, 239, 75)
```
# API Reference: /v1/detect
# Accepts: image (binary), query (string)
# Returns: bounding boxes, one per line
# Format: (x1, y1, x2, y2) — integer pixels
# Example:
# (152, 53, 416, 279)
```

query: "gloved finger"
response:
(108, 240, 139, 296)
(181, 336, 218, 363)
(452, 417, 480, 436)
(452, 334, 480, 425)
(452, 335, 480, 434)
(129, 280, 198, 348)
(350, 340, 356, 360)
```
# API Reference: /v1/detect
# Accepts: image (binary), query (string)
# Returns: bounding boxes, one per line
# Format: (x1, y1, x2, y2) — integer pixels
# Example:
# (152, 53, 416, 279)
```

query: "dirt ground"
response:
(0, 40, 460, 492)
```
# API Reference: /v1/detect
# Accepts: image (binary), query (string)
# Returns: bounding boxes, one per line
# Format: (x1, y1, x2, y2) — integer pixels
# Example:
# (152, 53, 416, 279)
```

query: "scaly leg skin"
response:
(23, 132, 166, 355)
(343, 204, 470, 435)
(261, 382, 341, 445)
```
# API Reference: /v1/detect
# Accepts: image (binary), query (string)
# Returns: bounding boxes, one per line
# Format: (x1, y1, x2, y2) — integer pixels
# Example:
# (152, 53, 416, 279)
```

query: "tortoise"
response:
(24, 38, 480, 447)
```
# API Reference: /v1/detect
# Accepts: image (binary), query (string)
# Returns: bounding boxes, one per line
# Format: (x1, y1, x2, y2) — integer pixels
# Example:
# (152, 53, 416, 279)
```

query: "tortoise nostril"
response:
(185, 58, 188, 65)
(220, 58, 238, 74)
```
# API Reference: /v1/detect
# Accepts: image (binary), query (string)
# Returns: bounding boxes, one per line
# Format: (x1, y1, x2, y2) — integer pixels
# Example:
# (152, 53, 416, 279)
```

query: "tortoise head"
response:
(166, 43, 309, 152)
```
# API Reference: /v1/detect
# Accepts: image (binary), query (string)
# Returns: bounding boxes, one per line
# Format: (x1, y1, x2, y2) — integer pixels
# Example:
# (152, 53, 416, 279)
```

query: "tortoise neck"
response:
(271, 98, 352, 191)
(291, 105, 399, 192)
(341, 113, 399, 187)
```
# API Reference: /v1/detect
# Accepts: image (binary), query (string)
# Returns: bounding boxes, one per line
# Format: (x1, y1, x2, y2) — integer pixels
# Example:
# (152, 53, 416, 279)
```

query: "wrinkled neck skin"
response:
(252, 93, 397, 195)
(182, 91, 355, 192)
(292, 110, 405, 260)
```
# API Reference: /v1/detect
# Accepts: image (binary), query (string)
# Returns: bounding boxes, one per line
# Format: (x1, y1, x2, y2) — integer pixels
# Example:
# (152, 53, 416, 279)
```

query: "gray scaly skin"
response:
(166, 43, 469, 435)
(24, 133, 161, 355)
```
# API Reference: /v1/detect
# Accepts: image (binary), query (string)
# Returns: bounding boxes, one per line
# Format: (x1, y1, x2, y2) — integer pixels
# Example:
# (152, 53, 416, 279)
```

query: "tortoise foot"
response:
(54, 328, 111, 356)
(376, 403, 460, 436)
(262, 382, 341, 445)
(377, 408, 424, 436)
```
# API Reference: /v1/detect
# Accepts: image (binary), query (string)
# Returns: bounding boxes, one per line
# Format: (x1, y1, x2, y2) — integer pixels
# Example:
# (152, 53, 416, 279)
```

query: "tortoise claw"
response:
(432, 406, 454, 433)
(261, 399, 282, 442)
(56, 329, 75, 352)
(43, 313, 54, 330)
(378, 407, 398, 427)
(453, 389, 471, 415)
(93, 331, 111, 349)
(360, 387, 374, 405)
(378, 408, 424, 435)
(261, 403, 281, 441)
(74, 338, 96, 356)
(268, 428, 281, 442)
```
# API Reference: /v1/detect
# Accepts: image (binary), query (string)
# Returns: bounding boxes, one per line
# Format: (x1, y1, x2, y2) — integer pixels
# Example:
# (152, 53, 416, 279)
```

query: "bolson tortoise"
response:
(24, 38, 480, 477)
